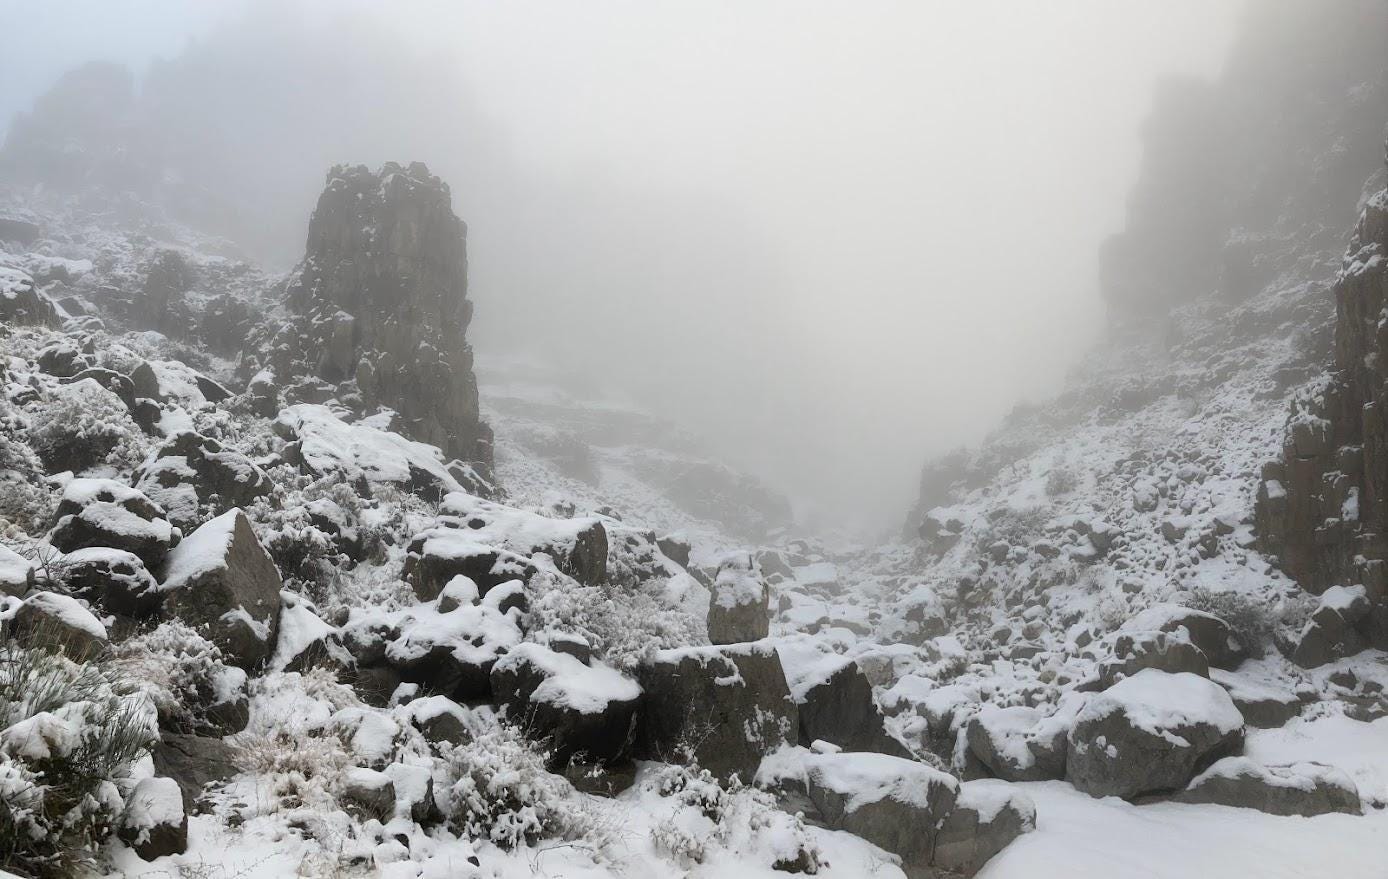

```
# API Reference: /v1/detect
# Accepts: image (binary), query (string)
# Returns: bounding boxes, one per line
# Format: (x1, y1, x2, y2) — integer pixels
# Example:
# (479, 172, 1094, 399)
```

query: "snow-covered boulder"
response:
(381, 602, 522, 700)
(965, 705, 1068, 782)
(636, 641, 798, 782)
(1292, 584, 1371, 668)
(1066, 670, 1244, 799)
(396, 694, 476, 746)
(760, 746, 960, 877)
(62, 546, 161, 619)
(0, 264, 57, 326)
(134, 432, 271, 530)
(0, 543, 35, 598)
(403, 526, 536, 601)
(342, 767, 396, 818)
(129, 359, 225, 407)
(161, 509, 283, 669)
(933, 779, 1037, 877)
(1173, 757, 1361, 817)
(437, 492, 608, 587)
(118, 776, 188, 860)
(12, 591, 108, 658)
(1097, 629, 1209, 688)
(491, 642, 641, 766)
(708, 552, 769, 644)
(271, 592, 351, 674)
(49, 478, 177, 569)
(1209, 670, 1304, 729)
(1122, 603, 1246, 670)
(789, 654, 911, 757)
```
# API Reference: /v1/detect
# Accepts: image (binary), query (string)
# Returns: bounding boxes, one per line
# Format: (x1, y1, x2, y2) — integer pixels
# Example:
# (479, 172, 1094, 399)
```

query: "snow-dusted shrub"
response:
(649, 763, 822, 872)
(25, 380, 148, 473)
(527, 569, 704, 671)
(111, 621, 245, 735)
(1185, 587, 1307, 659)
(441, 723, 590, 850)
(0, 633, 156, 877)
(1045, 466, 1079, 496)
(0, 402, 54, 533)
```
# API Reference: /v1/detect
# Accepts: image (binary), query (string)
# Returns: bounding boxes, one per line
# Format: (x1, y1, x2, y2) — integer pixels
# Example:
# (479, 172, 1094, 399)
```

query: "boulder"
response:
(1292, 585, 1371, 668)
(161, 509, 283, 669)
(432, 492, 607, 586)
(152, 733, 240, 810)
(12, 591, 108, 659)
(0, 265, 57, 326)
(932, 780, 1037, 877)
(1122, 604, 1246, 670)
(396, 694, 475, 746)
(707, 552, 769, 645)
(133, 432, 272, 530)
(1066, 670, 1244, 799)
(1209, 670, 1303, 729)
(383, 762, 439, 825)
(270, 592, 351, 674)
(118, 776, 188, 860)
(965, 705, 1067, 782)
(49, 478, 177, 569)
(1174, 757, 1362, 817)
(403, 527, 535, 601)
(342, 767, 396, 818)
(381, 603, 521, 701)
(0, 544, 35, 598)
(62, 367, 136, 409)
(636, 641, 798, 782)
(793, 656, 912, 758)
(1098, 629, 1209, 688)
(62, 547, 162, 618)
(491, 642, 641, 767)
(657, 535, 692, 568)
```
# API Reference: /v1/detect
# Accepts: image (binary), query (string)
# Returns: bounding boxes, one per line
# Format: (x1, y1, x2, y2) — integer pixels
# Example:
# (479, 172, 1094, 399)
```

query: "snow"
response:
(0, 544, 31, 594)
(277, 403, 465, 491)
(437, 491, 603, 560)
(22, 591, 108, 641)
(493, 643, 640, 714)
(759, 745, 959, 813)
(161, 508, 239, 589)
(1076, 669, 1244, 740)
(122, 777, 183, 832)
(1188, 756, 1355, 795)
(270, 592, 334, 671)
(0, 711, 78, 761)
(959, 778, 1037, 824)
(56, 478, 173, 544)
(141, 360, 209, 407)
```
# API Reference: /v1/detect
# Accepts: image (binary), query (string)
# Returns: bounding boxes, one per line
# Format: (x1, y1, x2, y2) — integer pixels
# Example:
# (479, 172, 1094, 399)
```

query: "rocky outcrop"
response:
(1256, 149, 1388, 657)
(274, 163, 490, 473)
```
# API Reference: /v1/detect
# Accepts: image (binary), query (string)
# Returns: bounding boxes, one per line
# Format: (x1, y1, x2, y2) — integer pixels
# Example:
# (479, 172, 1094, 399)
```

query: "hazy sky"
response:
(0, 1, 1248, 532)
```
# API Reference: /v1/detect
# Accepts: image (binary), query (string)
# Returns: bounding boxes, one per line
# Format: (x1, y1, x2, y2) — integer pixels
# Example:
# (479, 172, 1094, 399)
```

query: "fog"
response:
(0, 0, 1247, 534)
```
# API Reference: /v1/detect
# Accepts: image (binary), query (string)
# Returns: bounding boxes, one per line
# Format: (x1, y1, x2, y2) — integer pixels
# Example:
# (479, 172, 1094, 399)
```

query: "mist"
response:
(0, 0, 1248, 534)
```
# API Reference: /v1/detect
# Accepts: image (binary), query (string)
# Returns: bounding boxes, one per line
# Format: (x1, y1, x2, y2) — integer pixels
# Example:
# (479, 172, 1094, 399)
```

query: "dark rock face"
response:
(152, 733, 240, 811)
(117, 777, 189, 861)
(965, 706, 1066, 783)
(278, 162, 490, 472)
(796, 658, 911, 758)
(932, 781, 1037, 877)
(635, 642, 797, 782)
(1256, 160, 1388, 655)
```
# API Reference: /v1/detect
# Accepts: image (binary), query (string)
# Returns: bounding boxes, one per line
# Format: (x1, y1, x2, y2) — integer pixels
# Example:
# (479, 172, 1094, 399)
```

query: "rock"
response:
(793, 656, 911, 758)
(246, 369, 280, 418)
(380, 603, 521, 701)
(756, 549, 794, 580)
(1066, 669, 1244, 800)
(657, 535, 691, 567)
(492, 643, 641, 767)
(434, 492, 606, 586)
(1292, 585, 1371, 668)
(342, 767, 396, 818)
(762, 747, 960, 877)
(397, 694, 475, 746)
(61, 367, 136, 409)
(0, 265, 57, 327)
(118, 776, 188, 860)
(49, 478, 177, 569)
(1122, 604, 1246, 670)
(37, 341, 89, 378)
(483, 579, 528, 617)
(403, 528, 536, 602)
(548, 632, 592, 665)
(12, 591, 108, 659)
(134, 432, 272, 530)
(707, 552, 769, 645)
(161, 509, 283, 669)
(636, 641, 798, 782)
(351, 665, 405, 708)
(932, 780, 1037, 877)
(1098, 629, 1210, 688)
(0, 544, 35, 598)
(965, 706, 1067, 782)
(1174, 757, 1362, 816)
(62, 547, 162, 618)
(280, 163, 491, 469)
(383, 763, 438, 825)
(271, 593, 351, 674)
(152, 733, 240, 811)
(1209, 670, 1303, 728)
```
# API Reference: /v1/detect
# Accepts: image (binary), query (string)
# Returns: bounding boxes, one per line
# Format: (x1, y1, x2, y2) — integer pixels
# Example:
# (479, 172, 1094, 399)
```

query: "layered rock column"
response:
(283, 162, 491, 472)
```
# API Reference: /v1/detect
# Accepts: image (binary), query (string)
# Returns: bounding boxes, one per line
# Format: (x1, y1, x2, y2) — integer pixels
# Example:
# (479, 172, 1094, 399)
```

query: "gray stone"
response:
(795, 657, 912, 758)
(152, 734, 240, 811)
(1174, 757, 1362, 816)
(707, 552, 769, 645)
(932, 780, 1036, 877)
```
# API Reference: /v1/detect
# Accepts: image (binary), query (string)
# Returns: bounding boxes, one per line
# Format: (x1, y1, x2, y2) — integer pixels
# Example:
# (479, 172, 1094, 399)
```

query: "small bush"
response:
(0, 634, 156, 877)
(441, 723, 589, 850)
(25, 380, 148, 473)
(111, 621, 247, 735)
(1186, 586, 1305, 659)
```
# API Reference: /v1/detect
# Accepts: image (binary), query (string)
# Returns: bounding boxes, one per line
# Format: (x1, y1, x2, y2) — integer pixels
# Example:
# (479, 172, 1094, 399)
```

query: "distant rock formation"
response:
(276, 162, 491, 473)
(1100, 0, 1387, 320)
(1256, 143, 1388, 660)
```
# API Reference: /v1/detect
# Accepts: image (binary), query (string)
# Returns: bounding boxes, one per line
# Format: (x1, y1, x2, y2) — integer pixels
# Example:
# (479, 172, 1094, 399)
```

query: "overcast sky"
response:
(0, 1, 1248, 532)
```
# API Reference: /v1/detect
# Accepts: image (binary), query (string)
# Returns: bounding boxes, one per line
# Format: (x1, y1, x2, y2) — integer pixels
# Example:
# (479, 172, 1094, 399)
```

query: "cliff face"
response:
(276, 163, 491, 472)
(1256, 149, 1388, 644)
(1101, 0, 1388, 320)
